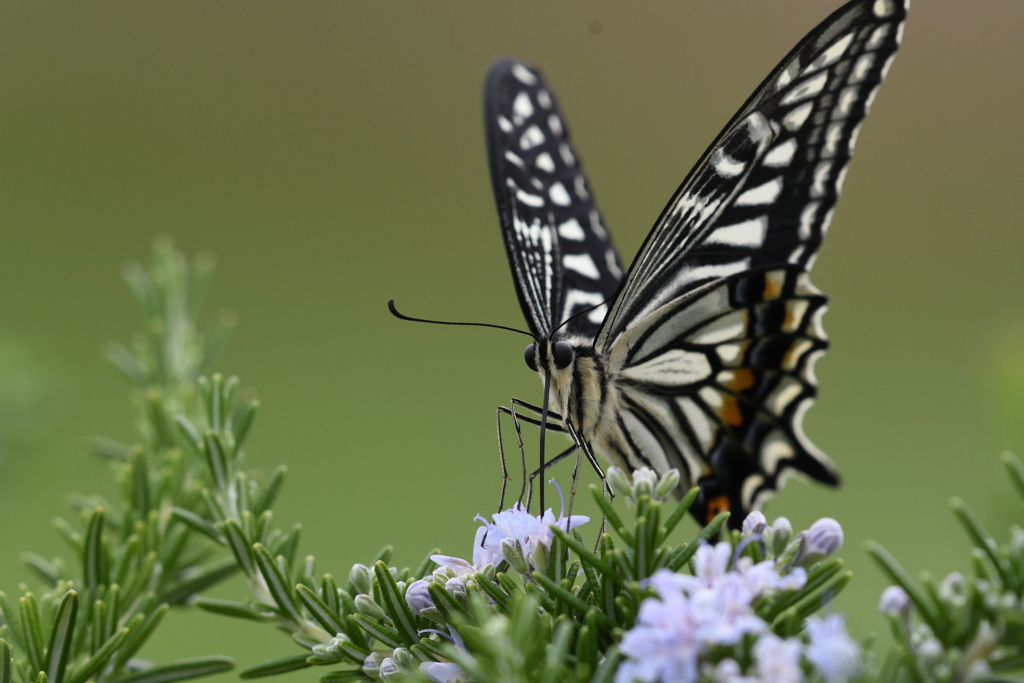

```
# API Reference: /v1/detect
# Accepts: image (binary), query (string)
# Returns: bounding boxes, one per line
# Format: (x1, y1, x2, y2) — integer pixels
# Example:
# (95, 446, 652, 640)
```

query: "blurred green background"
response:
(0, 0, 1021, 678)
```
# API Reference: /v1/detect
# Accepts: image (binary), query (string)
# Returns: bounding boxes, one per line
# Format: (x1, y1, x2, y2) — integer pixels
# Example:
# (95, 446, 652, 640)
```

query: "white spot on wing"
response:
(868, 24, 892, 50)
(803, 349, 826, 385)
(504, 151, 525, 168)
(621, 411, 671, 474)
(535, 152, 555, 173)
(711, 149, 745, 178)
(768, 377, 803, 417)
(736, 178, 783, 206)
(821, 122, 844, 159)
(798, 201, 819, 240)
(520, 125, 545, 150)
(835, 162, 850, 194)
(761, 430, 795, 474)
(622, 349, 713, 387)
(836, 86, 860, 118)
(850, 53, 876, 84)
(557, 218, 585, 241)
(742, 475, 765, 510)
(780, 71, 828, 106)
(516, 189, 545, 208)
(873, 0, 895, 18)
(561, 289, 606, 325)
(706, 216, 768, 248)
(764, 139, 797, 167)
(716, 343, 744, 366)
(511, 64, 537, 85)
(537, 89, 552, 109)
(699, 387, 723, 412)
(783, 339, 813, 371)
(811, 161, 833, 198)
(677, 397, 713, 451)
(512, 92, 533, 123)
(606, 249, 622, 278)
(497, 115, 513, 133)
(563, 253, 600, 279)
(782, 102, 814, 131)
(689, 310, 748, 345)
(806, 33, 854, 73)
(548, 114, 563, 137)
(575, 174, 590, 201)
(559, 142, 575, 167)
(549, 182, 571, 206)
(783, 300, 809, 333)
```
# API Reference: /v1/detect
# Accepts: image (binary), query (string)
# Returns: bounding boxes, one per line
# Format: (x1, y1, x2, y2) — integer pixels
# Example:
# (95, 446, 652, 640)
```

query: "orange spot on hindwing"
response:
(706, 494, 730, 525)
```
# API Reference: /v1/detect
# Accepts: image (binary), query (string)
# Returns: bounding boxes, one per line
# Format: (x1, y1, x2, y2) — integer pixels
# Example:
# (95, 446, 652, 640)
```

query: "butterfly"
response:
(391, 0, 906, 529)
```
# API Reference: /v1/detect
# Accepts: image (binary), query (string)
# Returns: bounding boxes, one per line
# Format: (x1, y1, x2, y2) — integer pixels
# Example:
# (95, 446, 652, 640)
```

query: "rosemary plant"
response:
(1, 239, 1021, 683)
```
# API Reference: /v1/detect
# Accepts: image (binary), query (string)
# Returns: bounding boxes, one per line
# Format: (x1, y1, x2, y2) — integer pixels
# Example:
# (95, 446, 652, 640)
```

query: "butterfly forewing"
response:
(598, 0, 907, 350)
(485, 60, 624, 339)
(591, 0, 906, 522)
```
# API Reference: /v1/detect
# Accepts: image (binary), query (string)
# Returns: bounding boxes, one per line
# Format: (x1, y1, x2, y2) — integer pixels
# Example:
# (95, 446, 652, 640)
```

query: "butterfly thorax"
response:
(532, 336, 625, 468)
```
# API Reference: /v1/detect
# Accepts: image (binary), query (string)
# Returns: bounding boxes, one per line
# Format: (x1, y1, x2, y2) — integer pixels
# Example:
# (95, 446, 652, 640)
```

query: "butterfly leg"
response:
(496, 402, 565, 512)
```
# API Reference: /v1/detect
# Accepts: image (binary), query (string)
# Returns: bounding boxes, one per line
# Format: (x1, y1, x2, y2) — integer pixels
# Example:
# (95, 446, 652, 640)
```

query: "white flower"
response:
(419, 662, 469, 683)
(753, 633, 804, 683)
(804, 614, 861, 683)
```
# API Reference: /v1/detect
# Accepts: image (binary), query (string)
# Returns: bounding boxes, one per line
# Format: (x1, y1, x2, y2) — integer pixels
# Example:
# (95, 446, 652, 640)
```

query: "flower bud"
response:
(433, 566, 456, 583)
(800, 517, 843, 565)
(445, 577, 468, 608)
(392, 648, 415, 671)
(770, 517, 793, 557)
(632, 468, 657, 498)
(741, 511, 767, 536)
(531, 541, 550, 576)
(607, 467, 633, 499)
(878, 585, 911, 621)
(363, 653, 383, 680)
(500, 537, 529, 575)
(939, 572, 967, 608)
(349, 563, 372, 595)
(355, 594, 387, 622)
(379, 657, 404, 681)
(654, 469, 681, 500)
(405, 579, 438, 619)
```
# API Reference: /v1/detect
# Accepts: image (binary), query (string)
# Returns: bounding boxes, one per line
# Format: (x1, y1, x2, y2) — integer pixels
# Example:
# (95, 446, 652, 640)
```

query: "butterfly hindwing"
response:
(484, 60, 624, 339)
(607, 268, 834, 520)
(597, 0, 907, 350)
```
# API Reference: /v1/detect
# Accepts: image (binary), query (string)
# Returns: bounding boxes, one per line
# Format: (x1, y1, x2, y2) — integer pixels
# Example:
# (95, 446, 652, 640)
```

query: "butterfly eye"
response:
(552, 341, 573, 369)
(524, 343, 538, 372)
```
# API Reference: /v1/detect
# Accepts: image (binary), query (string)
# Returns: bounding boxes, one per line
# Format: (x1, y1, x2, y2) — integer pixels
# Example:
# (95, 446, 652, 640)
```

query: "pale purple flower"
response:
(615, 586, 702, 683)
(879, 585, 911, 620)
(805, 614, 861, 683)
(800, 518, 843, 564)
(405, 579, 435, 616)
(419, 662, 469, 683)
(712, 659, 747, 683)
(481, 481, 588, 559)
(742, 511, 768, 536)
(753, 633, 804, 683)
(431, 525, 501, 577)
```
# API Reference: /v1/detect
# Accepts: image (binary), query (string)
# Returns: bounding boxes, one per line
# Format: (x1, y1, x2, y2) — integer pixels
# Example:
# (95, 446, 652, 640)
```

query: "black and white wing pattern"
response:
(596, 0, 907, 522)
(485, 60, 624, 339)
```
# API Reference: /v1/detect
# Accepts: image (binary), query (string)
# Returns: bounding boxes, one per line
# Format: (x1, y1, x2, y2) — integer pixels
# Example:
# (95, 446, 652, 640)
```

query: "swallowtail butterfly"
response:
(395, 0, 906, 528)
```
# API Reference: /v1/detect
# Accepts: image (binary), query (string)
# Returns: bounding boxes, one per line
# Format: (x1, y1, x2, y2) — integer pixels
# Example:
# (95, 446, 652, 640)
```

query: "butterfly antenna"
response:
(389, 299, 534, 337)
(552, 278, 627, 335)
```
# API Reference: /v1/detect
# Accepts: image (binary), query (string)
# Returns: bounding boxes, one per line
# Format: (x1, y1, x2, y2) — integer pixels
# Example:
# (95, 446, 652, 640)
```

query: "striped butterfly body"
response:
(482, 0, 907, 528)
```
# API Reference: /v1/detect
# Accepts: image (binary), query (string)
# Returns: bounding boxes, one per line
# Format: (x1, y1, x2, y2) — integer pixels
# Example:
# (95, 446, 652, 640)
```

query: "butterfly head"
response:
(523, 339, 573, 376)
